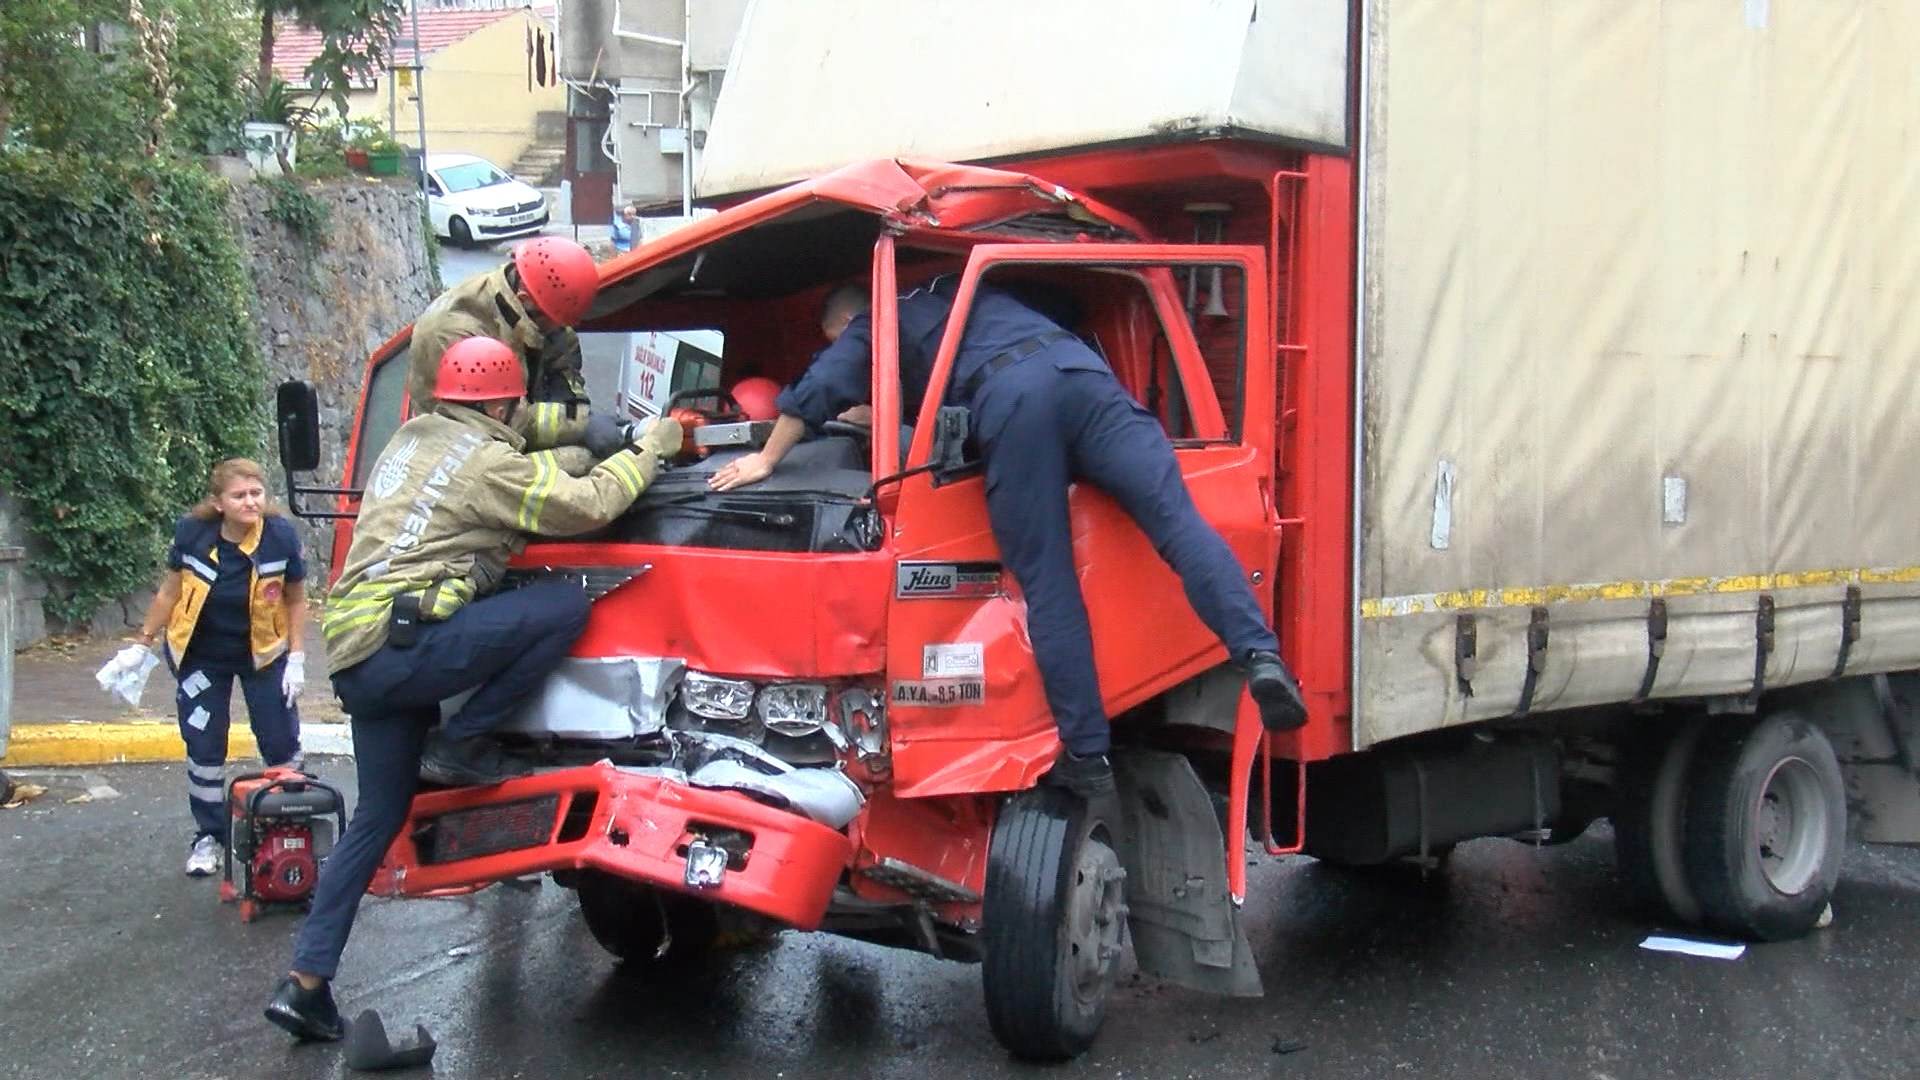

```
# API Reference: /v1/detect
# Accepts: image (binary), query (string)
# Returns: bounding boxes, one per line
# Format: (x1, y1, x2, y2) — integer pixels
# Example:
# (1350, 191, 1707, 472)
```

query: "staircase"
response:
(510, 140, 566, 186)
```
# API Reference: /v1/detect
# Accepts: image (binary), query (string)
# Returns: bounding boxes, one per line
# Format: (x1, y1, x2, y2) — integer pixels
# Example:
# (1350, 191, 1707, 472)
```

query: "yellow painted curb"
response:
(2, 723, 256, 768)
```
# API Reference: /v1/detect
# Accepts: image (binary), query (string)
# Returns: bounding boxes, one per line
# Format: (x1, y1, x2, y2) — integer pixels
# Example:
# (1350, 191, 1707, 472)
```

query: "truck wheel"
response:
(575, 871, 718, 964)
(1612, 719, 1705, 924)
(0, 770, 13, 806)
(1682, 711, 1845, 941)
(981, 786, 1127, 1061)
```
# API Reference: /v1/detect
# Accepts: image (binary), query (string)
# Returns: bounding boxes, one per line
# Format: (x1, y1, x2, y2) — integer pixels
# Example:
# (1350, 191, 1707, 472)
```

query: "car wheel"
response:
(981, 785, 1127, 1062)
(448, 216, 473, 247)
(1682, 711, 1846, 941)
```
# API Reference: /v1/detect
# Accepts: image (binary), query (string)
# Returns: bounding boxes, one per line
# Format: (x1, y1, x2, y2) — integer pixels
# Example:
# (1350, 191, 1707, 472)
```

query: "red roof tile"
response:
(272, 6, 555, 88)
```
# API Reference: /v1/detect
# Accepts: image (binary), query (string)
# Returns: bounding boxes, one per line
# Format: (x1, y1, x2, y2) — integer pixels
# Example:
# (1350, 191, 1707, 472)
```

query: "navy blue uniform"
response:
(289, 579, 590, 980)
(777, 282, 1279, 756)
(167, 516, 305, 842)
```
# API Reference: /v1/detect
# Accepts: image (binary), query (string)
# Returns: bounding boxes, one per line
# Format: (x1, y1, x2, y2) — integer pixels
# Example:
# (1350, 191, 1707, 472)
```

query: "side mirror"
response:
(276, 381, 322, 473)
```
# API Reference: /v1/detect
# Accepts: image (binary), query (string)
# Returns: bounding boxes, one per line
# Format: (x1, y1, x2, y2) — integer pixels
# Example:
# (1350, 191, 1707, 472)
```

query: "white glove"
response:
(94, 645, 160, 708)
(282, 651, 306, 708)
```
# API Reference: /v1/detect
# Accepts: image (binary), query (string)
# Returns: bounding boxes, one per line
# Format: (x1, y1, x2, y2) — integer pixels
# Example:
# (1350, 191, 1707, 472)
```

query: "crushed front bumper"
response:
(371, 762, 854, 929)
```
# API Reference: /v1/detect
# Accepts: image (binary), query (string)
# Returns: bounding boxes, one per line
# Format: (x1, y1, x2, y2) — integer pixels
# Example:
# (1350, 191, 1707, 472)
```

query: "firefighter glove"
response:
(632, 416, 685, 460)
(583, 412, 626, 457)
(282, 651, 307, 708)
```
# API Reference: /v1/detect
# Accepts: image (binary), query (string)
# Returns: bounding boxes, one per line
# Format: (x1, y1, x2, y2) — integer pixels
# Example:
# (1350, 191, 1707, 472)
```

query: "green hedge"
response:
(0, 149, 266, 622)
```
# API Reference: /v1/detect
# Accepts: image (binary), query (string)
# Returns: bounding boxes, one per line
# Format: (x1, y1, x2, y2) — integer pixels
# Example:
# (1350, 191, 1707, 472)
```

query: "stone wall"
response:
(4, 176, 439, 649)
(233, 178, 440, 589)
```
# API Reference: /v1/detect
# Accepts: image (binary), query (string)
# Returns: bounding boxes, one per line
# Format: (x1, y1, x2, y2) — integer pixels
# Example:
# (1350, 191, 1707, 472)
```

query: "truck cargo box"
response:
(698, 0, 1920, 750)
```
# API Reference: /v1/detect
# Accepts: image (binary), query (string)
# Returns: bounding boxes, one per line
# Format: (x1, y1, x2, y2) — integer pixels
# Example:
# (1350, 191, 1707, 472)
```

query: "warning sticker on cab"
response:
(922, 642, 985, 679)
(891, 678, 986, 707)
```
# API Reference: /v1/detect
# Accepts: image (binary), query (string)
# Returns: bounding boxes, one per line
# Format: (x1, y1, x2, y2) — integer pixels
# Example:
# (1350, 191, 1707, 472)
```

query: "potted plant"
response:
(362, 128, 407, 177)
(243, 78, 316, 176)
(339, 120, 382, 172)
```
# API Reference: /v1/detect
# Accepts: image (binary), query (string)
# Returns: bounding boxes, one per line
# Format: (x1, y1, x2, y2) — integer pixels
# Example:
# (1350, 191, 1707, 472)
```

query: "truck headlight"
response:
(758, 682, 828, 737)
(682, 672, 756, 720)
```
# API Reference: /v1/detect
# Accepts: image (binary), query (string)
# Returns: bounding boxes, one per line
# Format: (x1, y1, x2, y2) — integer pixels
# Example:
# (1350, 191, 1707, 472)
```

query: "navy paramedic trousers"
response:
(175, 656, 300, 843)
(972, 349, 1279, 758)
(290, 579, 591, 979)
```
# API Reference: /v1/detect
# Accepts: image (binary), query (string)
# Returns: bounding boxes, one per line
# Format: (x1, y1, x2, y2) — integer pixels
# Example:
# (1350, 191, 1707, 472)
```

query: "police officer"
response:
(408, 236, 633, 457)
(710, 281, 1308, 798)
(264, 337, 683, 1042)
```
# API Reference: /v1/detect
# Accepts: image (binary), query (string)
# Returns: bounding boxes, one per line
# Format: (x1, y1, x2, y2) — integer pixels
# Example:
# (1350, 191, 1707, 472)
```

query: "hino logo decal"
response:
(895, 561, 1001, 599)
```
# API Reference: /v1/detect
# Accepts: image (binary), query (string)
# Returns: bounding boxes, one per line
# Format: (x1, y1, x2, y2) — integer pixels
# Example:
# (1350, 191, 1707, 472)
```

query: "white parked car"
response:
(424, 152, 550, 246)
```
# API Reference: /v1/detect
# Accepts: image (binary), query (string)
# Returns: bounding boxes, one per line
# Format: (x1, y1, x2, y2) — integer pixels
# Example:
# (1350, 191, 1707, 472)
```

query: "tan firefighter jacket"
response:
(322, 403, 661, 675)
(407, 264, 591, 444)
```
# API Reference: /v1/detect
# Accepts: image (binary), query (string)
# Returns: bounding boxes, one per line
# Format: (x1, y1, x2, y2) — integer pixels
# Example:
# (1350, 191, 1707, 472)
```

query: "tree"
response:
(255, 0, 405, 117)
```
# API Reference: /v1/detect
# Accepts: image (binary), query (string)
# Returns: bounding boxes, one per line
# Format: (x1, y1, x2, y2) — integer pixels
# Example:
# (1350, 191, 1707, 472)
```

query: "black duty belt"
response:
(956, 331, 1078, 402)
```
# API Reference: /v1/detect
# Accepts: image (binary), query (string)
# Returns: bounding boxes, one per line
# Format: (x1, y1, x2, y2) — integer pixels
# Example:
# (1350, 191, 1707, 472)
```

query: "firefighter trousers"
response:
(290, 580, 591, 979)
(973, 357, 1280, 758)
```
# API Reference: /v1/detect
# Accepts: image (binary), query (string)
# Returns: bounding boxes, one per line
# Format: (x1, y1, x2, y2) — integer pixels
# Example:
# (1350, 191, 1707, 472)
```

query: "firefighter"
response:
(264, 337, 683, 1042)
(104, 458, 307, 877)
(709, 281, 1308, 797)
(407, 236, 631, 458)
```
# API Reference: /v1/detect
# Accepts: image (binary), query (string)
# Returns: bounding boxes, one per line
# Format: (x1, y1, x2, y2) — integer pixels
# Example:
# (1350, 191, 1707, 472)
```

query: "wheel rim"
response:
(1064, 831, 1127, 1005)
(1753, 755, 1830, 896)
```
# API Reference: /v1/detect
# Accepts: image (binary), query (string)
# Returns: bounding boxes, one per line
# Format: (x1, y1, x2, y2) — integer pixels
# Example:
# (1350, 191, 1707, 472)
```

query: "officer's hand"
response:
(836, 404, 873, 428)
(632, 416, 685, 460)
(583, 412, 626, 457)
(709, 451, 774, 492)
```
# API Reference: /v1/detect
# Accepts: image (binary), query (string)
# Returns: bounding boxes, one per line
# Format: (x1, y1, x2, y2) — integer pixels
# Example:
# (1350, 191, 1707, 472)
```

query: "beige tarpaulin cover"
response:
(1356, 0, 1920, 745)
(698, 0, 1349, 197)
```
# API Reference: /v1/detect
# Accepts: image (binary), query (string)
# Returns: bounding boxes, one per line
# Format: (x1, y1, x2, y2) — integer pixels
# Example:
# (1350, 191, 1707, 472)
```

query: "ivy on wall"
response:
(0, 149, 267, 621)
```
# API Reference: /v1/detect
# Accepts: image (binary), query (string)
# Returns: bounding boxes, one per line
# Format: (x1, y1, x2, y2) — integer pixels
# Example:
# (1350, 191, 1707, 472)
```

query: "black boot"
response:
(264, 975, 345, 1042)
(1244, 650, 1308, 732)
(1047, 750, 1116, 799)
(418, 733, 512, 787)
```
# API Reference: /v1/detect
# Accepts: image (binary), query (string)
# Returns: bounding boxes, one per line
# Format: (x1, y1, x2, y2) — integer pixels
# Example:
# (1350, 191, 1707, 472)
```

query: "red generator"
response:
(220, 767, 347, 922)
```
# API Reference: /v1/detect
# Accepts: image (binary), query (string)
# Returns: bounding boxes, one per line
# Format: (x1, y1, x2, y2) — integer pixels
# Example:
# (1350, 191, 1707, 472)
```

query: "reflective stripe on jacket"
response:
(322, 403, 657, 675)
(165, 514, 304, 670)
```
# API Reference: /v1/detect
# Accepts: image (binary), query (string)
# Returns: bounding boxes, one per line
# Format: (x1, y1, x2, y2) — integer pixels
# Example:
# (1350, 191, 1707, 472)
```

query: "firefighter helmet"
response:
(731, 377, 782, 422)
(510, 237, 599, 327)
(434, 337, 526, 402)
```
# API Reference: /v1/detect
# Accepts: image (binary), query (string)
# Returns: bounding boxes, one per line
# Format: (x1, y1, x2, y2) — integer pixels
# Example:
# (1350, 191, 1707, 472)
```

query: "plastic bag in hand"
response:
(94, 645, 160, 708)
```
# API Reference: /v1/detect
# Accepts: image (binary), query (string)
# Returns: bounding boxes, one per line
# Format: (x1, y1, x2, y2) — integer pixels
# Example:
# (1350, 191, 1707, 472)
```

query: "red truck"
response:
(277, 0, 1920, 1060)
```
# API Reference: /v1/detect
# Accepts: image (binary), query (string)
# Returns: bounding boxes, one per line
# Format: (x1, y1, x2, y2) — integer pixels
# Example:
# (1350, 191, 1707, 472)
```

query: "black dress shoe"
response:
(1048, 750, 1116, 799)
(1244, 650, 1309, 732)
(418, 734, 511, 787)
(264, 975, 345, 1042)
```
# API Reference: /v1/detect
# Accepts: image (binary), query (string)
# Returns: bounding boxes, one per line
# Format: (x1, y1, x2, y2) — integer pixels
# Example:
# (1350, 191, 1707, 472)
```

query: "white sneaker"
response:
(185, 835, 222, 878)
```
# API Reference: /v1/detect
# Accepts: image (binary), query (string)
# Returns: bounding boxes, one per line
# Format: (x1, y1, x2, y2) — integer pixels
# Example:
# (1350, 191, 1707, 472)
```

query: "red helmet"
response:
(510, 237, 599, 327)
(434, 337, 525, 402)
(731, 377, 782, 421)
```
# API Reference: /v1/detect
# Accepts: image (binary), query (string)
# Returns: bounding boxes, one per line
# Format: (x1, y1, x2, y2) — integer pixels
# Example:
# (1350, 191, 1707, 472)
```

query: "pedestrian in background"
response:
(102, 458, 308, 876)
(611, 203, 639, 253)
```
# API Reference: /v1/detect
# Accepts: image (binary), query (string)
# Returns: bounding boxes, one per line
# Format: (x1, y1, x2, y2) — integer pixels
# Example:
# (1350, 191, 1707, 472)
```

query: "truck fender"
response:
(1111, 749, 1262, 998)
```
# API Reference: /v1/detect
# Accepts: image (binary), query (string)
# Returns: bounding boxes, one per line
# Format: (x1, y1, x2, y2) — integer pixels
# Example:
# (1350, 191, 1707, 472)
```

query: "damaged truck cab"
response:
(281, 154, 1318, 1060)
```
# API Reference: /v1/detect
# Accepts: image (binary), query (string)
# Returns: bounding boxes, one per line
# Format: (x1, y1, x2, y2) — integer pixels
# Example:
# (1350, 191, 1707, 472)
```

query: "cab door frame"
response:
(879, 241, 1277, 800)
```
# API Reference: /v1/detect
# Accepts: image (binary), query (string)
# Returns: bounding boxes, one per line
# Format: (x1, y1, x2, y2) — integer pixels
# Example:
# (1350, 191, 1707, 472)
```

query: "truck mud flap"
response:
(1111, 750, 1263, 998)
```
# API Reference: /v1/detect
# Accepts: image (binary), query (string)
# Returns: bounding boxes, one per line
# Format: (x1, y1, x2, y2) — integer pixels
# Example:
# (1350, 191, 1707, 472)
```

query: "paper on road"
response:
(1639, 935, 1746, 960)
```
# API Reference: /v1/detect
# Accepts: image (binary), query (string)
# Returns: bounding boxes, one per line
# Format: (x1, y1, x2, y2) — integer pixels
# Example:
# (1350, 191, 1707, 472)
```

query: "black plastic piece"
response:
(343, 1010, 437, 1072)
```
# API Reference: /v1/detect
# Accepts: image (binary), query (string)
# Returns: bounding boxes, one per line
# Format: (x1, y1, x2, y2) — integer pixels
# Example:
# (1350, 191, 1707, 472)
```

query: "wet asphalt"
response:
(4, 761, 1920, 1080)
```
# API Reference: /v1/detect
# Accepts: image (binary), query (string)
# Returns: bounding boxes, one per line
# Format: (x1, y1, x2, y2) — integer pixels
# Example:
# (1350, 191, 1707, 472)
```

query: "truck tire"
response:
(1681, 711, 1845, 941)
(1612, 718, 1704, 924)
(575, 871, 719, 964)
(981, 786, 1127, 1061)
